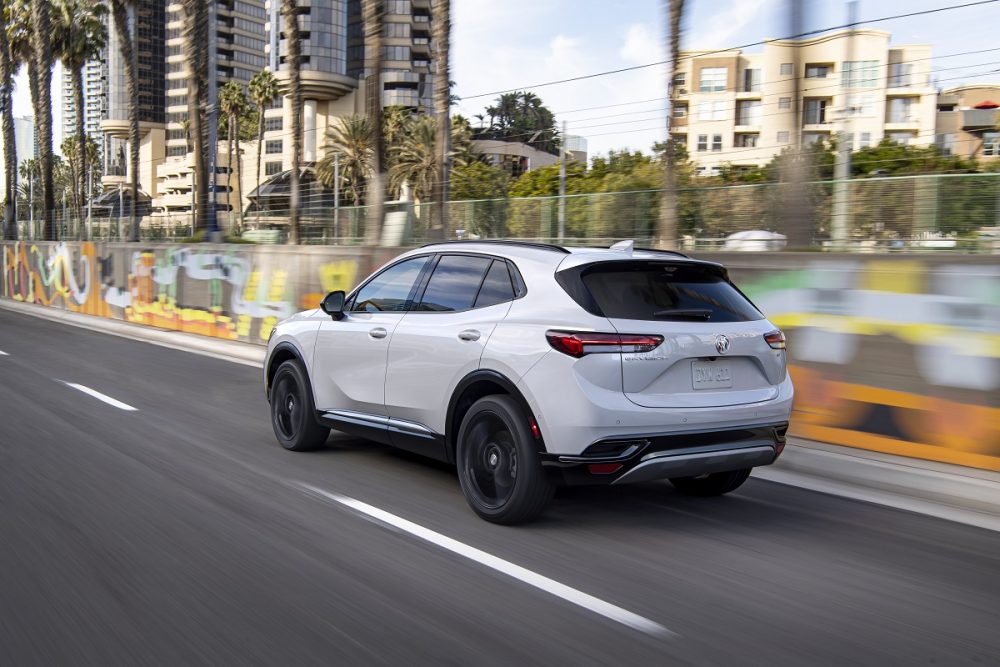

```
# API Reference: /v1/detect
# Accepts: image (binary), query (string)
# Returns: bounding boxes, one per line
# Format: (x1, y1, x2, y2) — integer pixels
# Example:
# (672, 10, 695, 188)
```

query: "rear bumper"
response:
(540, 422, 787, 486)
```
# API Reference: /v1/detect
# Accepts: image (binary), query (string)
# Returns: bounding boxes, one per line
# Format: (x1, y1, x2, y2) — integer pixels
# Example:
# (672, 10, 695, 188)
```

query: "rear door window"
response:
(474, 260, 516, 308)
(578, 262, 763, 322)
(416, 255, 493, 312)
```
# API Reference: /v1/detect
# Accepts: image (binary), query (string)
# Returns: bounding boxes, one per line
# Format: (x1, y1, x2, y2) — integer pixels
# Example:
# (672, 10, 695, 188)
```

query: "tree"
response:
(30, 0, 55, 240)
(108, 0, 142, 240)
(430, 0, 450, 239)
(219, 80, 249, 233)
(478, 91, 559, 155)
(0, 0, 17, 238)
(657, 0, 684, 249)
(53, 0, 107, 228)
(248, 68, 279, 229)
(389, 114, 437, 202)
(181, 0, 208, 235)
(449, 161, 510, 237)
(317, 114, 373, 206)
(281, 0, 302, 243)
(362, 0, 385, 245)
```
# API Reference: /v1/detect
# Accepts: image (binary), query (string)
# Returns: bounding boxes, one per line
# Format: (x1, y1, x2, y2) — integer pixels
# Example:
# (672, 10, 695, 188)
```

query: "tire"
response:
(456, 395, 554, 525)
(269, 360, 330, 451)
(669, 468, 752, 497)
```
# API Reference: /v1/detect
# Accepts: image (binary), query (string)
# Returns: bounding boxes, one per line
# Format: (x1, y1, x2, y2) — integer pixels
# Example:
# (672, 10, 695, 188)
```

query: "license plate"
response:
(692, 360, 733, 389)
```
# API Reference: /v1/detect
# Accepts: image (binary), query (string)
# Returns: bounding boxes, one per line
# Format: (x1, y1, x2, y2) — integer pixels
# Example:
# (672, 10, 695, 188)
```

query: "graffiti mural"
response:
(733, 256, 1000, 471)
(2, 241, 363, 344)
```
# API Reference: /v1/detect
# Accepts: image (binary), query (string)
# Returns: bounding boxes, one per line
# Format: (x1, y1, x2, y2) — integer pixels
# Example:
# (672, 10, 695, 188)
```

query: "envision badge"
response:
(715, 334, 731, 355)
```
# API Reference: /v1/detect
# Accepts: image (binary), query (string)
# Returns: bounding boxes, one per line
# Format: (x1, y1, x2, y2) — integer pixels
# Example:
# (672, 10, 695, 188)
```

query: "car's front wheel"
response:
(669, 468, 752, 496)
(456, 395, 554, 524)
(270, 360, 330, 451)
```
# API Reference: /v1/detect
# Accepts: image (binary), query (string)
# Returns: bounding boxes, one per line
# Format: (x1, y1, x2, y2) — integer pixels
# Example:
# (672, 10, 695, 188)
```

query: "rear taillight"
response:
(546, 330, 663, 358)
(764, 330, 786, 350)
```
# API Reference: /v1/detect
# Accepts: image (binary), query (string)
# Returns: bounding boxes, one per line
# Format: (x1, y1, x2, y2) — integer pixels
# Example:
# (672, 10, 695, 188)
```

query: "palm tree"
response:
(181, 0, 208, 235)
(219, 80, 248, 233)
(0, 0, 17, 238)
(430, 0, 450, 239)
(657, 0, 684, 250)
(53, 0, 108, 229)
(18, 157, 39, 223)
(108, 0, 142, 241)
(317, 114, 373, 207)
(281, 0, 302, 244)
(362, 0, 384, 246)
(248, 68, 278, 228)
(30, 0, 55, 240)
(389, 114, 436, 202)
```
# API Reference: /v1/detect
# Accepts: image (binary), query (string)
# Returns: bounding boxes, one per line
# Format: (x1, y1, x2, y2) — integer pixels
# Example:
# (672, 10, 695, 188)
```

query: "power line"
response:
(458, 0, 1000, 100)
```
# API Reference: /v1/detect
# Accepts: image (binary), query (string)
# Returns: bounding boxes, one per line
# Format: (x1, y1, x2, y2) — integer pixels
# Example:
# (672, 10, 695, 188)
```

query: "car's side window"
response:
(474, 260, 516, 308)
(349, 256, 430, 312)
(415, 255, 492, 312)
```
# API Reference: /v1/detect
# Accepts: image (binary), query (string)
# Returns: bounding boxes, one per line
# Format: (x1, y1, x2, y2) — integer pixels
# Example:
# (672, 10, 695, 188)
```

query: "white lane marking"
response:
(0, 350, 8, 356)
(60, 381, 138, 412)
(298, 483, 675, 638)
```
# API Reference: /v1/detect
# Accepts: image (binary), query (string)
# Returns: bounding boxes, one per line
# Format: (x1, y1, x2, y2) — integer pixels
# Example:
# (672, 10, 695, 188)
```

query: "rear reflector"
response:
(546, 331, 664, 358)
(588, 463, 623, 475)
(764, 330, 786, 350)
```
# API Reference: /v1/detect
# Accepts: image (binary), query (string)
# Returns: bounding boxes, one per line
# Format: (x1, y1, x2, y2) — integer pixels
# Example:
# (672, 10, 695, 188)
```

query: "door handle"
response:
(369, 327, 388, 339)
(458, 329, 481, 342)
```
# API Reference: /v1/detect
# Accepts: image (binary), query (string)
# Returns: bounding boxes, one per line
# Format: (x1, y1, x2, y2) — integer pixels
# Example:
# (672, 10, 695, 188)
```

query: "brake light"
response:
(764, 330, 786, 350)
(546, 331, 663, 358)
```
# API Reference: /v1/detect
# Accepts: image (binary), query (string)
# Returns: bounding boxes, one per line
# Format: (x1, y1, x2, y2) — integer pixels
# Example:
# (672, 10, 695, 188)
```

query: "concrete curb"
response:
(4, 297, 999, 531)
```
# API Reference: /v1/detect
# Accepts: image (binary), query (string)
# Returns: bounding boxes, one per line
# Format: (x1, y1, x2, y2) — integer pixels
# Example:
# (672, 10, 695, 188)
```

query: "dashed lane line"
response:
(59, 381, 139, 412)
(298, 483, 676, 639)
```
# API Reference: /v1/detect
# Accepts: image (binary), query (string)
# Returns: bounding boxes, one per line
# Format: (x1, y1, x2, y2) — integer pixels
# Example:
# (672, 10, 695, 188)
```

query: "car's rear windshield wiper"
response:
(652, 308, 712, 319)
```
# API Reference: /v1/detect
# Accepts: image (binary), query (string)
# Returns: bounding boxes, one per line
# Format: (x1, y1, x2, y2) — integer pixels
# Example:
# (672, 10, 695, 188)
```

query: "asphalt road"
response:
(2, 309, 999, 666)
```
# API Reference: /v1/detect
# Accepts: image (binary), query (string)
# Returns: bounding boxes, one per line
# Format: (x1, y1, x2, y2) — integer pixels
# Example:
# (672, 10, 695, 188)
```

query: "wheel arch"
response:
(445, 370, 546, 463)
(265, 341, 309, 400)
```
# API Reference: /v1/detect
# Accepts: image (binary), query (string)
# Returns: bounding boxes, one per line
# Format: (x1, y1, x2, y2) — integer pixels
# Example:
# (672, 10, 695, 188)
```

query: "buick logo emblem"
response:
(714, 335, 731, 355)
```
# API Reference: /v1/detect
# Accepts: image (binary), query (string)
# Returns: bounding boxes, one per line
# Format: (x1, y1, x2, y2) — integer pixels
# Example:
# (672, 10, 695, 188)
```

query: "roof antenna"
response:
(610, 240, 634, 254)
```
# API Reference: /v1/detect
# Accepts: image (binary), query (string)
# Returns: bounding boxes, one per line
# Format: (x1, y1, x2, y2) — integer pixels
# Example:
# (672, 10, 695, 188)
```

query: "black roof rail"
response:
(420, 240, 571, 254)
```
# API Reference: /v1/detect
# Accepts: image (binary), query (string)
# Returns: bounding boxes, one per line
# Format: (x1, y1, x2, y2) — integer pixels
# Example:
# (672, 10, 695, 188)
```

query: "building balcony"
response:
(411, 0, 431, 8)
(801, 123, 832, 133)
(961, 108, 999, 130)
(735, 90, 762, 100)
(734, 124, 761, 133)
(412, 37, 431, 54)
(885, 118, 921, 131)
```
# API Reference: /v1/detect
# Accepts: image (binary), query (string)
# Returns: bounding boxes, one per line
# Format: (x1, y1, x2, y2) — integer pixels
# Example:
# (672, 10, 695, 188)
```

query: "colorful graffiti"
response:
(2, 241, 362, 344)
(737, 257, 1000, 470)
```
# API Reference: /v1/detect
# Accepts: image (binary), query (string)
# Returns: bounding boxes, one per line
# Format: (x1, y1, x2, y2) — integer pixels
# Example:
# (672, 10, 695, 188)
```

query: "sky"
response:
(10, 0, 1000, 159)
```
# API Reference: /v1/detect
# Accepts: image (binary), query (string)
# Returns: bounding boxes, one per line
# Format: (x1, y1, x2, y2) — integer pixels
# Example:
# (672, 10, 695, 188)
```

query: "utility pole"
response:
(333, 152, 340, 241)
(558, 120, 566, 243)
(206, 0, 219, 239)
(831, 0, 857, 249)
(86, 163, 93, 241)
(28, 172, 34, 240)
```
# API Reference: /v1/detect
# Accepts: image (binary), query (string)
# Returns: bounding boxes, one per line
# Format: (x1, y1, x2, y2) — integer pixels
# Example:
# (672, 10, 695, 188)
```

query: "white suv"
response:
(265, 241, 793, 524)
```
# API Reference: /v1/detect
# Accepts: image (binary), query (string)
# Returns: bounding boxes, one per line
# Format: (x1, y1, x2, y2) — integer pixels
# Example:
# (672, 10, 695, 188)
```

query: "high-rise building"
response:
(672, 30, 937, 174)
(0, 115, 38, 197)
(61, 55, 108, 158)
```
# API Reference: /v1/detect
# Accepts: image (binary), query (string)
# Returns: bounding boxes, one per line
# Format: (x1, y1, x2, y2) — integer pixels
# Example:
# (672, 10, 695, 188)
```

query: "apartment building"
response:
(0, 116, 38, 196)
(61, 56, 107, 158)
(935, 85, 1000, 163)
(672, 30, 936, 173)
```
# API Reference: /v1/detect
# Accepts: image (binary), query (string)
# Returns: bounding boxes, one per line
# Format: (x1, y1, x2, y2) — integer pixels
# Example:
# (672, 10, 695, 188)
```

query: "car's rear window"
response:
(577, 262, 763, 322)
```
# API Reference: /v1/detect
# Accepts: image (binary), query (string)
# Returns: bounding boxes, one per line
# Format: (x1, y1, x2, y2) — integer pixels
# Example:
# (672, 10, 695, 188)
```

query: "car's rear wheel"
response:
(270, 360, 329, 451)
(456, 395, 553, 524)
(669, 468, 752, 496)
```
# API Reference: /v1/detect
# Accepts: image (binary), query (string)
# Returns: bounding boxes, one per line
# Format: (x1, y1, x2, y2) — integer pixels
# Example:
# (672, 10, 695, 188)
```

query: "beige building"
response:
(935, 85, 1000, 163)
(672, 30, 936, 174)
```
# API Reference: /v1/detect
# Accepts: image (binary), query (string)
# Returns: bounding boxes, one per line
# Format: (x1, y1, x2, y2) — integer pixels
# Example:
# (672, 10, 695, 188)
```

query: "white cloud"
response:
(620, 24, 659, 64)
(687, 0, 778, 49)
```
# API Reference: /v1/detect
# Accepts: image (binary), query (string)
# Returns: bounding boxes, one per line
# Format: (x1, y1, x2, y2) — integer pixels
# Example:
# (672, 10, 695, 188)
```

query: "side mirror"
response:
(320, 291, 346, 320)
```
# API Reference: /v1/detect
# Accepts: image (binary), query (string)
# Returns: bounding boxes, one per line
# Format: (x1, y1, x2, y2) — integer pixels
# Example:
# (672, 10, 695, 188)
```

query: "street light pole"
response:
(558, 120, 566, 243)
(333, 152, 340, 241)
(831, 1, 858, 249)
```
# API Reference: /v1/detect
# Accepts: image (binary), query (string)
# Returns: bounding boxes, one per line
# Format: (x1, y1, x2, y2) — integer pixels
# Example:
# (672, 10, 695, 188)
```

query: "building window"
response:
(803, 98, 829, 125)
(168, 146, 187, 157)
(846, 93, 875, 116)
(672, 104, 687, 118)
(842, 60, 879, 88)
(742, 68, 761, 92)
(736, 133, 758, 148)
(266, 97, 284, 110)
(887, 97, 915, 123)
(697, 134, 708, 152)
(935, 133, 954, 155)
(889, 62, 914, 87)
(382, 46, 411, 61)
(805, 64, 830, 78)
(802, 133, 826, 146)
(777, 131, 790, 144)
(673, 72, 686, 88)
(737, 100, 761, 126)
(264, 117, 283, 132)
(888, 132, 913, 145)
(779, 63, 793, 76)
(265, 140, 283, 154)
(697, 100, 727, 121)
(860, 132, 872, 149)
(699, 67, 726, 92)
(712, 134, 722, 151)
(983, 132, 999, 156)
(265, 161, 283, 176)
(778, 97, 791, 110)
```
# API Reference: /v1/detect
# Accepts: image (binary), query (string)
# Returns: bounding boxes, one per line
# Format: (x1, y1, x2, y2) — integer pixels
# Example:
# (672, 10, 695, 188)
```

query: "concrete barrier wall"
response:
(3, 241, 997, 471)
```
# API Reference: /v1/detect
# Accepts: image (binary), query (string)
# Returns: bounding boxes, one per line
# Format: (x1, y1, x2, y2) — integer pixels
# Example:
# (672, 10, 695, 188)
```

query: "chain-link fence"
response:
(10, 172, 1000, 251)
